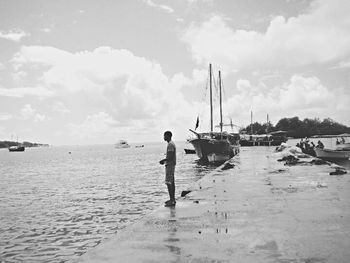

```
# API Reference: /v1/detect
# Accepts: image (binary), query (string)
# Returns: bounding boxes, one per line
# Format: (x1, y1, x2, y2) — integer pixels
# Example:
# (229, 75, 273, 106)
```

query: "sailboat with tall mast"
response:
(8, 135, 25, 152)
(239, 112, 287, 146)
(189, 64, 240, 163)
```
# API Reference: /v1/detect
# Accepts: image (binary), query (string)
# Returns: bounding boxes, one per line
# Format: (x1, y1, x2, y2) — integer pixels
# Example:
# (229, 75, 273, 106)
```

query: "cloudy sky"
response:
(0, 0, 349, 145)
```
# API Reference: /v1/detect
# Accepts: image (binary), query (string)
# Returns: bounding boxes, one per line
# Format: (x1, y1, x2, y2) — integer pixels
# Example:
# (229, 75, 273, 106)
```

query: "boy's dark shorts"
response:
(165, 165, 175, 185)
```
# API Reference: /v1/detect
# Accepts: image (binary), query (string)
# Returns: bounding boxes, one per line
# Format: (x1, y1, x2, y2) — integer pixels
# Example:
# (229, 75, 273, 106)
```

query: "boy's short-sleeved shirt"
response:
(166, 140, 176, 166)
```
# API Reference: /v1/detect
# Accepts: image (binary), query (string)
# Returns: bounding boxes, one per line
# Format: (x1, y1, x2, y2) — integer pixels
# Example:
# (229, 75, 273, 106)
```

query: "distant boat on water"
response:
(8, 145, 25, 152)
(189, 64, 240, 163)
(8, 135, 25, 152)
(115, 140, 130, 149)
(184, 148, 196, 154)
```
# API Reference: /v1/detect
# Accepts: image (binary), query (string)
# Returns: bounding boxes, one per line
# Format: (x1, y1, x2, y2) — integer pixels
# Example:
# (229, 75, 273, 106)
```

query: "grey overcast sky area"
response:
(0, 0, 349, 145)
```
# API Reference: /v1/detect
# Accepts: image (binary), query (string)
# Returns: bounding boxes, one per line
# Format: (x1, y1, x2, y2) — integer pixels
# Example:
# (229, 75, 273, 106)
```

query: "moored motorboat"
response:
(184, 148, 196, 154)
(115, 140, 130, 148)
(8, 145, 25, 152)
(315, 147, 350, 159)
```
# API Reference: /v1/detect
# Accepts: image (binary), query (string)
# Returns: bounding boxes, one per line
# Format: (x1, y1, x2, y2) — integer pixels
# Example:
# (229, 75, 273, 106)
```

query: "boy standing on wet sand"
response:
(159, 131, 176, 207)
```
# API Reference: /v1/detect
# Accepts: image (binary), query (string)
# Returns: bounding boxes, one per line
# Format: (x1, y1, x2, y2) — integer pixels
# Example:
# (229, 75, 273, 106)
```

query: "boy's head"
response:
(163, 131, 172, 142)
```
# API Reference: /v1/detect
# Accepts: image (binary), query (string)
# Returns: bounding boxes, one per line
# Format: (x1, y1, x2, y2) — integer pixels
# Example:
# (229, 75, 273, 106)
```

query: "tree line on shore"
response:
(0, 141, 49, 149)
(1, 117, 349, 147)
(241, 117, 350, 138)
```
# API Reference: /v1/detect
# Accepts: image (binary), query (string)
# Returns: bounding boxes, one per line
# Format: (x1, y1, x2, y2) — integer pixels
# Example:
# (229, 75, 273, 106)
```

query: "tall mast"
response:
(250, 110, 253, 135)
(219, 70, 223, 132)
(266, 113, 269, 134)
(209, 63, 213, 132)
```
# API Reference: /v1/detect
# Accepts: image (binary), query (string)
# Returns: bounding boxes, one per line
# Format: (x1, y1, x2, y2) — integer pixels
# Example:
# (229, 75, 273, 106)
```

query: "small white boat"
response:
(336, 143, 350, 151)
(115, 140, 130, 149)
(315, 148, 350, 159)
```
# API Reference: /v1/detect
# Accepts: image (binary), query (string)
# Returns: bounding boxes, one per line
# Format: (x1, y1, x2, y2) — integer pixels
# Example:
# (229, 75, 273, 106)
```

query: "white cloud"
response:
(51, 101, 70, 114)
(41, 28, 52, 33)
(0, 113, 12, 121)
(12, 70, 28, 81)
(236, 79, 252, 94)
(143, 0, 174, 13)
(185, 0, 214, 4)
(224, 74, 350, 126)
(20, 104, 46, 122)
(278, 75, 332, 110)
(334, 58, 350, 69)
(34, 113, 46, 122)
(181, 0, 350, 70)
(10, 45, 203, 142)
(176, 18, 184, 23)
(20, 104, 36, 119)
(0, 29, 29, 42)
(22, 104, 37, 116)
(11, 46, 191, 110)
(67, 112, 119, 139)
(0, 86, 54, 98)
(12, 46, 71, 69)
(15, 44, 347, 142)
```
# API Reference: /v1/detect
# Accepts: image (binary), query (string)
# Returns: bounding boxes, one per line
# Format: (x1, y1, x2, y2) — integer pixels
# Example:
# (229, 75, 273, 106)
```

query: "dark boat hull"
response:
(184, 149, 196, 154)
(189, 137, 239, 162)
(8, 146, 25, 152)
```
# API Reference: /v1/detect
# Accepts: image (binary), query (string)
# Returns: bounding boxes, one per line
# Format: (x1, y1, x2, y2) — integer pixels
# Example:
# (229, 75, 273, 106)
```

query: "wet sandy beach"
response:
(77, 147, 350, 263)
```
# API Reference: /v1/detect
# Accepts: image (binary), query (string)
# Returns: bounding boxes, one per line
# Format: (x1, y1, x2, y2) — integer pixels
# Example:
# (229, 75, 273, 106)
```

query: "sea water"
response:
(0, 142, 214, 263)
(1, 138, 349, 263)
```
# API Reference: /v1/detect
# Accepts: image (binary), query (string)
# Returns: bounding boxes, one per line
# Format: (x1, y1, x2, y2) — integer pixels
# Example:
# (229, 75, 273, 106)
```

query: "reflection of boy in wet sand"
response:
(159, 131, 176, 207)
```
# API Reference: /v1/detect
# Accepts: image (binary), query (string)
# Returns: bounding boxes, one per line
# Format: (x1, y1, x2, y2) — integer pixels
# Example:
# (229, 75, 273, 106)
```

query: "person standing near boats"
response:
(316, 140, 324, 149)
(159, 131, 177, 207)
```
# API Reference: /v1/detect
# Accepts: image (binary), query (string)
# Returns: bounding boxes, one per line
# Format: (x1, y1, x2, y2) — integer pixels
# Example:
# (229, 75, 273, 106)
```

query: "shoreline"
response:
(76, 147, 350, 263)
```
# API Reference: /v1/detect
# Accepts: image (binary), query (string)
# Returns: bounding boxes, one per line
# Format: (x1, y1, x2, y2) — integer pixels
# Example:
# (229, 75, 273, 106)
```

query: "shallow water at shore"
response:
(0, 142, 215, 263)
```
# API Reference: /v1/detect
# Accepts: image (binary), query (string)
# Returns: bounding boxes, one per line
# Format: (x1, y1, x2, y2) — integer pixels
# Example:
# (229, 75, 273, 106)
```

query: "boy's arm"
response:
(166, 151, 175, 161)
(159, 149, 175, 165)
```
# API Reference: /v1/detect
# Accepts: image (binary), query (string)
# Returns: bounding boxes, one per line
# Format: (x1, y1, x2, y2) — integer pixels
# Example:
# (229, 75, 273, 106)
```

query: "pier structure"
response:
(78, 147, 350, 263)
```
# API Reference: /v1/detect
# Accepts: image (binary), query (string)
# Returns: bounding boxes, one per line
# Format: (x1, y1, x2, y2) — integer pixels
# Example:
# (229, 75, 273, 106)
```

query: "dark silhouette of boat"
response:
(115, 140, 130, 148)
(8, 145, 25, 152)
(184, 148, 196, 154)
